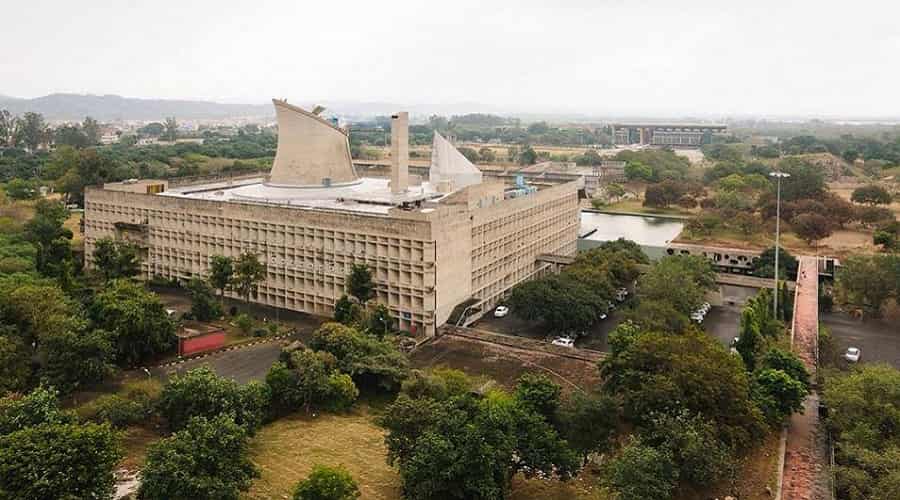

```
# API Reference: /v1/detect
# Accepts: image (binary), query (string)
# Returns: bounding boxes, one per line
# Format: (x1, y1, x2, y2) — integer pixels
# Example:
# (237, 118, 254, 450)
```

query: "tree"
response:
(559, 392, 617, 462)
(752, 369, 808, 425)
(157, 367, 269, 432)
(309, 323, 409, 391)
(641, 409, 731, 487)
(0, 109, 18, 147)
(138, 414, 259, 500)
(752, 246, 799, 279)
(333, 294, 361, 325)
(3, 177, 38, 200)
(163, 117, 178, 141)
(88, 279, 177, 366)
(624, 161, 654, 182)
(187, 277, 222, 321)
(209, 255, 234, 304)
(0, 421, 122, 500)
(601, 329, 765, 450)
(265, 349, 348, 415)
(0, 386, 72, 435)
(835, 254, 899, 315)
(851, 184, 893, 206)
(23, 199, 73, 277)
(54, 124, 89, 148)
(777, 158, 826, 202)
(519, 145, 538, 165)
(83, 116, 101, 145)
(606, 183, 626, 202)
(231, 252, 267, 304)
(636, 255, 716, 317)
(346, 264, 374, 303)
(293, 464, 360, 500)
(0, 334, 30, 393)
(17, 112, 49, 151)
(367, 303, 393, 338)
(92, 238, 140, 281)
(793, 213, 833, 245)
(457, 146, 480, 163)
(478, 147, 496, 163)
(514, 372, 561, 423)
(605, 437, 679, 500)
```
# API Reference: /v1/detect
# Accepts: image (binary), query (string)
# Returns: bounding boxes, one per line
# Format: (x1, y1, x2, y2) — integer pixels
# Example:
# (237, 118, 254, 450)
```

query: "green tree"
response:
(346, 264, 374, 303)
(641, 409, 731, 487)
(366, 303, 393, 338)
(752, 369, 808, 425)
(23, 199, 73, 277)
(559, 392, 617, 462)
(17, 112, 49, 151)
(3, 178, 38, 200)
(0, 386, 72, 434)
(601, 329, 765, 450)
(163, 117, 178, 141)
(0, 333, 30, 393)
(293, 464, 360, 500)
(138, 414, 259, 500)
(751, 246, 799, 279)
(519, 145, 538, 165)
(209, 255, 234, 304)
(83, 116, 101, 145)
(0, 421, 122, 500)
(851, 184, 893, 206)
(478, 147, 496, 163)
(157, 367, 269, 432)
(232, 252, 267, 304)
(835, 254, 899, 315)
(92, 237, 140, 281)
(0, 109, 18, 147)
(309, 323, 409, 391)
(187, 276, 222, 321)
(54, 124, 89, 148)
(333, 294, 361, 325)
(605, 437, 678, 500)
(514, 372, 561, 423)
(636, 255, 715, 317)
(88, 279, 177, 366)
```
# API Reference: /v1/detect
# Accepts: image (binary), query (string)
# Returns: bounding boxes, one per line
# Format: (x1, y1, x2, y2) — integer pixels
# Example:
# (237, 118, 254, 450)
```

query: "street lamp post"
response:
(770, 171, 790, 318)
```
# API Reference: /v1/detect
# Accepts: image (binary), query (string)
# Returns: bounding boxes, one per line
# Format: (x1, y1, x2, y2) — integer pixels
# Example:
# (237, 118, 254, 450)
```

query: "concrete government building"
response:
(84, 100, 581, 337)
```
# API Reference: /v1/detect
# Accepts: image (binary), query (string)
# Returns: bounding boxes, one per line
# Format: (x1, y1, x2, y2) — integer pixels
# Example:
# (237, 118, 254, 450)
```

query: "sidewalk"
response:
(780, 257, 830, 500)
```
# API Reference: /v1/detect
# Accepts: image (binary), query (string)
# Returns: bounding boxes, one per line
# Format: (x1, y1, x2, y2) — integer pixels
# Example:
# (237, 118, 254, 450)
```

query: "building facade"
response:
(84, 100, 580, 337)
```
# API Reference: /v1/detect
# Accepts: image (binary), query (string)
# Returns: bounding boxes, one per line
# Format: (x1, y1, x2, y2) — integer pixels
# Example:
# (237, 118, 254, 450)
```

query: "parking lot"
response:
(703, 305, 742, 346)
(473, 306, 625, 352)
(821, 312, 899, 368)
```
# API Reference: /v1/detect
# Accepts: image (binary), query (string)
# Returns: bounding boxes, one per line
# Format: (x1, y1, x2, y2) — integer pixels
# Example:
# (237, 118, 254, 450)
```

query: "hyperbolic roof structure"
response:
(267, 99, 359, 187)
(429, 132, 483, 190)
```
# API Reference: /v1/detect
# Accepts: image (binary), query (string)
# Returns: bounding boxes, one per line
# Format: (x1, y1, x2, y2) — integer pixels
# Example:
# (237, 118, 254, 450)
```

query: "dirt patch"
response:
(410, 334, 601, 393)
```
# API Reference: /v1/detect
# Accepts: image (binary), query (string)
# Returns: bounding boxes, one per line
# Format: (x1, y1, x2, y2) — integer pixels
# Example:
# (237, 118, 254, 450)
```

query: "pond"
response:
(578, 211, 685, 259)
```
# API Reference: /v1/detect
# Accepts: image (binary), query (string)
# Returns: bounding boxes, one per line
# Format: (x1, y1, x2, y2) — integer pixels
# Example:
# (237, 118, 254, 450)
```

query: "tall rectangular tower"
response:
(391, 112, 409, 194)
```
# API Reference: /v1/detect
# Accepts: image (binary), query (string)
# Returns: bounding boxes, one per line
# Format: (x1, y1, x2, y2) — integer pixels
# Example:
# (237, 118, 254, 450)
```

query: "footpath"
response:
(780, 257, 830, 500)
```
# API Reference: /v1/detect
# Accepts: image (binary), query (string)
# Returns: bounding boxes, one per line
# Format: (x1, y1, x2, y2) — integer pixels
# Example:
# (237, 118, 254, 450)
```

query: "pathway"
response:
(780, 257, 830, 500)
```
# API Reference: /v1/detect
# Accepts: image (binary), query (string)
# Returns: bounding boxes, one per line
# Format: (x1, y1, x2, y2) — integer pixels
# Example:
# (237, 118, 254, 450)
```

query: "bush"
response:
(326, 373, 359, 412)
(234, 314, 254, 335)
(80, 394, 148, 428)
(293, 464, 360, 500)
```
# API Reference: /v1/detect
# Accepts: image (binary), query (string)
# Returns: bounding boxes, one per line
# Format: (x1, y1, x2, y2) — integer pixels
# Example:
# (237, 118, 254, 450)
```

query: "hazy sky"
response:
(3, 0, 899, 118)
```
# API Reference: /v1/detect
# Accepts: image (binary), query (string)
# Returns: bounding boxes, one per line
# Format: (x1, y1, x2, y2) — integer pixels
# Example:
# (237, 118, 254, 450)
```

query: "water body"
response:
(578, 212, 685, 259)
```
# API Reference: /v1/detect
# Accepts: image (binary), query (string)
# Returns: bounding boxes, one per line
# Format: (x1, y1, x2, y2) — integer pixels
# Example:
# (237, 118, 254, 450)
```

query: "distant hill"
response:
(0, 93, 273, 121)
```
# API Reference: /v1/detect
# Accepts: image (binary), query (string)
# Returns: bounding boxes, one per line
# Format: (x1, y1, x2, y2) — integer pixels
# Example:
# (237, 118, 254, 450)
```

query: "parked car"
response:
(494, 306, 509, 318)
(844, 347, 861, 363)
(599, 312, 608, 320)
(551, 337, 575, 348)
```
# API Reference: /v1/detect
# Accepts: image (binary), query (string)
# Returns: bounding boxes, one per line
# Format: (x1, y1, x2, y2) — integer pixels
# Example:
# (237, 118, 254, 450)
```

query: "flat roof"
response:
(612, 123, 727, 129)
(161, 177, 445, 215)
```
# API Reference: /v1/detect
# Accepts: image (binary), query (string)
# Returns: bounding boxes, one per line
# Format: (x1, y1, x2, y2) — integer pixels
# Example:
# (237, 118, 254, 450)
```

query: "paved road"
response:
(703, 305, 741, 346)
(153, 341, 285, 384)
(821, 312, 899, 368)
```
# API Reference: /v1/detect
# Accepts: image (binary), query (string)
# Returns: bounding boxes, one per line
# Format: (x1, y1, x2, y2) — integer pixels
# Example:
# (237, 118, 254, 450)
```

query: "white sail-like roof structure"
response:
(268, 99, 358, 187)
(429, 132, 483, 190)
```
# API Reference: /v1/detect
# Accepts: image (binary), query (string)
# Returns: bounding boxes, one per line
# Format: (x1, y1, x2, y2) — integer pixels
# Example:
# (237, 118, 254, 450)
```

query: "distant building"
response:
(85, 100, 580, 337)
(611, 123, 727, 147)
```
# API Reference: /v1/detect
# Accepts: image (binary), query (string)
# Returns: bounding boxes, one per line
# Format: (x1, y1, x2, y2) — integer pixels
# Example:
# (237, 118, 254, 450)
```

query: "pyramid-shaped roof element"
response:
(429, 132, 483, 190)
(268, 99, 358, 187)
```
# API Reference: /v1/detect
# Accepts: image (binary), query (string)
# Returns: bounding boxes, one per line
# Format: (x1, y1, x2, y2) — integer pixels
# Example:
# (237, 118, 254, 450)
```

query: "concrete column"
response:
(391, 112, 409, 194)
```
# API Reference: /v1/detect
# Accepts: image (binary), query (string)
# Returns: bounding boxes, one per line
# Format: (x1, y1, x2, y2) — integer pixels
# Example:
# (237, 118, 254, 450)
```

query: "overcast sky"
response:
(3, 0, 898, 118)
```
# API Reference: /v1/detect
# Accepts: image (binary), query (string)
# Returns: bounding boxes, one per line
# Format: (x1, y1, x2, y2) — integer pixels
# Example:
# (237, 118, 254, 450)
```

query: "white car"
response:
(844, 347, 861, 363)
(494, 306, 509, 318)
(599, 312, 608, 320)
(551, 337, 575, 348)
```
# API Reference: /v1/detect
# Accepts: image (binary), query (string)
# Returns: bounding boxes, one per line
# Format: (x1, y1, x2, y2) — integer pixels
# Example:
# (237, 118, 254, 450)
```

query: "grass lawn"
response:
(244, 406, 401, 500)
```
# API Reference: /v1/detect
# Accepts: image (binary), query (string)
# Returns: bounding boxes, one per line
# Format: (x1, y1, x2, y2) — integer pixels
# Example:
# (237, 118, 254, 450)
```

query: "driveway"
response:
(821, 312, 899, 368)
(153, 341, 285, 384)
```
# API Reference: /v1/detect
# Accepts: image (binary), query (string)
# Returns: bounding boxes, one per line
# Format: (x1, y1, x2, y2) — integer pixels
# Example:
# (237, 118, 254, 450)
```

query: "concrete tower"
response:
(391, 112, 409, 194)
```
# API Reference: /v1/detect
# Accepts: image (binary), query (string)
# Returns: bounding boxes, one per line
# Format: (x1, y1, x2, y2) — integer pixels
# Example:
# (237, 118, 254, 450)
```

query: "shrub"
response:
(80, 394, 148, 428)
(293, 464, 360, 500)
(234, 314, 254, 335)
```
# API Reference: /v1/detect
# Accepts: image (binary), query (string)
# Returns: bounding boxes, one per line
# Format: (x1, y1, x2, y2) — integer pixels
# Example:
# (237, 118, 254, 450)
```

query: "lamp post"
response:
(770, 171, 790, 318)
